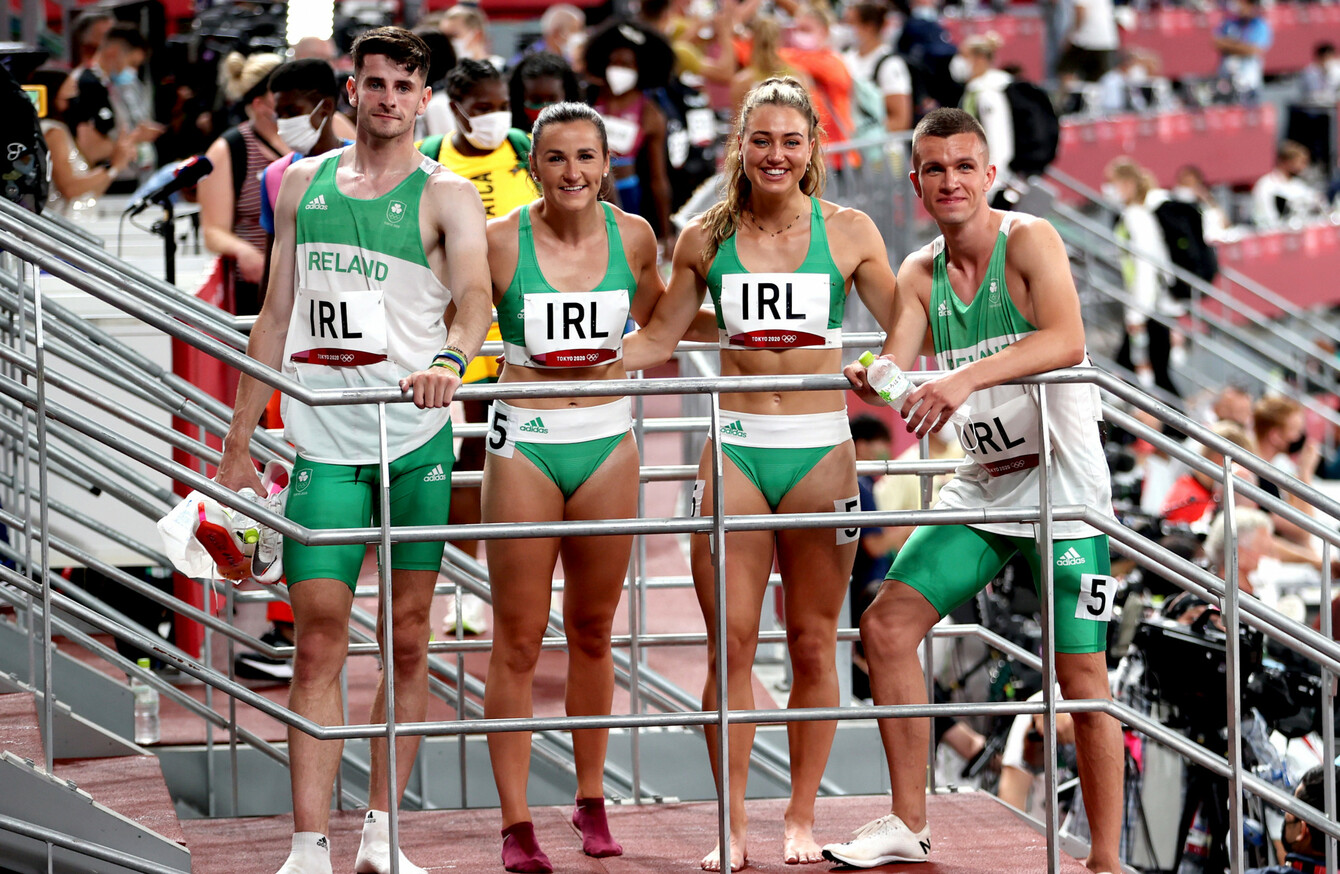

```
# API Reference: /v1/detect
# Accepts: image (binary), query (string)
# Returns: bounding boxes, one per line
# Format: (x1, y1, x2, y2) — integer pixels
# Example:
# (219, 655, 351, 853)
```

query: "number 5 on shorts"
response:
(1075, 573, 1115, 622)
(487, 405, 515, 458)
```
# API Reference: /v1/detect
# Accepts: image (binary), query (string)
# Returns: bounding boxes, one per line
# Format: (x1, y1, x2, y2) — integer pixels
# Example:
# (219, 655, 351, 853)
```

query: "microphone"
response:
(125, 155, 213, 217)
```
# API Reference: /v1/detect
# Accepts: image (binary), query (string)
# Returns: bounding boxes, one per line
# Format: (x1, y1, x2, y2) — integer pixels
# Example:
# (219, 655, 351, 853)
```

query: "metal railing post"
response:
(377, 402, 401, 874)
(629, 390, 647, 803)
(1223, 460, 1244, 873)
(1322, 540, 1336, 874)
(1037, 388, 1058, 874)
(920, 431, 936, 792)
(32, 257, 54, 776)
(709, 391, 732, 866)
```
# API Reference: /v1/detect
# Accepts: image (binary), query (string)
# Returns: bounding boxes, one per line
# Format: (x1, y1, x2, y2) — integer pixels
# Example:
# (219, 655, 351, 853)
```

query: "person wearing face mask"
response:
(954, 33, 1012, 196)
(64, 22, 163, 184)
(199, 50, 286, 316)
(441, 5, 505, 72)
(586, 18, 676, 252)
(1300, 42, 1340, 107)
(1251, 140, 1327, 229)
(507, 52, 582, 134)
(1244, 765, 1339, 874)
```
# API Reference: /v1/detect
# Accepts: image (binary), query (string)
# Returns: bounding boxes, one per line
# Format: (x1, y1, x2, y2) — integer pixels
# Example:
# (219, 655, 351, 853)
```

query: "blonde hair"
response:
(747, 17, 788, 77)
(700, 77, 826, 262)
(1105, 156, 1153, 203)
(221, 51, 283, 103)
(962, 32, 1003, 61)
(1203, 419, 1256, 458)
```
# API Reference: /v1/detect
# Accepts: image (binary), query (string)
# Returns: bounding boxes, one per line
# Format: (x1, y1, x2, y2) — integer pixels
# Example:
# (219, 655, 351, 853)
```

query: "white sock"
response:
(355, 811, 427, 874)
(275, 832, 332, 874)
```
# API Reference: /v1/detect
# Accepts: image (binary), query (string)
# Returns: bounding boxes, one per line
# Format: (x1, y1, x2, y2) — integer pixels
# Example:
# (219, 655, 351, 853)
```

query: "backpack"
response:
(0, 62, 49, 214)
(222, 126, 249, 200)
(416, 131, 531, 174)
(1153, 199, 1219, 301)
(849, 51, 892, 139)
(1002, 80, 1059, 177)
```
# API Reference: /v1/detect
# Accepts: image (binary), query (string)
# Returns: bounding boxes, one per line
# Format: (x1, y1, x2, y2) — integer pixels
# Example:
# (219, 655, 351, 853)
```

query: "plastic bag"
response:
(156, 490, 218, 578)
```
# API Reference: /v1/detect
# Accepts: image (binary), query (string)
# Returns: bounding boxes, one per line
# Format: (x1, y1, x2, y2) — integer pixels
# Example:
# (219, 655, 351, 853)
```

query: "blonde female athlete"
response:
(623, 77, 900, 871)
(480, 102, 665, 874)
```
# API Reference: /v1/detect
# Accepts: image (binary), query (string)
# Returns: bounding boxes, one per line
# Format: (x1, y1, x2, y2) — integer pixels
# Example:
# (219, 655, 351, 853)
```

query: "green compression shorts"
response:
(887, 525, 1114, 654)
(283, 423, 453, 591)
(515, 433, 627, 499)
(721, 444, 838, 510)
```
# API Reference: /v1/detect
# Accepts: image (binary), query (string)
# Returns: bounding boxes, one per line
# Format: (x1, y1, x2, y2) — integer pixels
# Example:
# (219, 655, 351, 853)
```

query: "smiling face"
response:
(348, 53, 429, 140)
(740, 104, 815, 196)
(534, 119, 609, 211)
(910, 132, 995, 226)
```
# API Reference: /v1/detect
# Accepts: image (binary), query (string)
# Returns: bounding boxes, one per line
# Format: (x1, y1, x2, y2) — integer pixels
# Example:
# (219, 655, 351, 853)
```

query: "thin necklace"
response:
(746, 208, 802, 237)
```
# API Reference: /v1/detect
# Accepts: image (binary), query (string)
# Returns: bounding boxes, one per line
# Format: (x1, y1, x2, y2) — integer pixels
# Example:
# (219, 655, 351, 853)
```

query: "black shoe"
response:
(233, 628, 294, 682)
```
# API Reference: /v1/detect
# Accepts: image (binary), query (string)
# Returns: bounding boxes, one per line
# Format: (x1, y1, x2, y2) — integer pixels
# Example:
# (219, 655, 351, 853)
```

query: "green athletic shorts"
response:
(515, 434, 627, 500)
(887, 524, 1114, 654)
(283, 423, 453, 591)
(721, 443, 838, 510)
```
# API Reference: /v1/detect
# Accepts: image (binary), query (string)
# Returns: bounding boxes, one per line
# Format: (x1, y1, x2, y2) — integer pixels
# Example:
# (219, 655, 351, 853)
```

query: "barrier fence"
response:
(0, 181, 1337, 874)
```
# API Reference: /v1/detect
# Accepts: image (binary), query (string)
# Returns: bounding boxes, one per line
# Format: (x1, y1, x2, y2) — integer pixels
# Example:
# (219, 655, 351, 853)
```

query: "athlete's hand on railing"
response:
(904, 371, 974, 438)
(843, 359, 881, 403)
(401, 367, 462, 410)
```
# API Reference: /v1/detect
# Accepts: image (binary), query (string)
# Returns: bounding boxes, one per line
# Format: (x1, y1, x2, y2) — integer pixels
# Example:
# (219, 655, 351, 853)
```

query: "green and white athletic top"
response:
(280, 149, 451, 465)
(706, 197, 846, 350)
(497, 202, 636, 368)
(929, 211, 1112, 539)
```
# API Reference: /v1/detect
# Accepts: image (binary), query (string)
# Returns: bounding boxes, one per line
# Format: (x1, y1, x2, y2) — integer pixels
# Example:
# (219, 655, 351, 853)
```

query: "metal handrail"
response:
(0, 813, 186, 874)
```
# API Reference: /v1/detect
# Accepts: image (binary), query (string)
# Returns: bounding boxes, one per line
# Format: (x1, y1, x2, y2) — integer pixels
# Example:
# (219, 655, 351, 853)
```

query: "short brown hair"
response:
(1277, 139, 1310, 165)
(352, 26, 431, 81)
(912, 108, 989, 167)
(1253, 395, 1302, 440)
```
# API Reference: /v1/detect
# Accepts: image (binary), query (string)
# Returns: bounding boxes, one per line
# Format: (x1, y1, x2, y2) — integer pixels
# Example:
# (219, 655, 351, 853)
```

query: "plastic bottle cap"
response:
(243, 530, 259, 545)
(136, 657, 151, 669)
(858, 351, 876, 366)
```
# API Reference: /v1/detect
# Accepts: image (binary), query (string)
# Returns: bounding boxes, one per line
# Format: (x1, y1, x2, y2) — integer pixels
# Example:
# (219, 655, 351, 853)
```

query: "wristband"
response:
(430, 358, 464, 379)
(433, 346, 468, 375)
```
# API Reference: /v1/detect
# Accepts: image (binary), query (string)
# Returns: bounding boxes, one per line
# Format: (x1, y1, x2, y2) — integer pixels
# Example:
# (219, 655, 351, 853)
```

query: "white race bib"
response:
(687, 108, 716, 146)
(718, 272, 831, 348)
(958, 390, 1041, 477)
(603, 116, 639, 156)
(522, 289, 629, 368)
(290, 287, 388, 367)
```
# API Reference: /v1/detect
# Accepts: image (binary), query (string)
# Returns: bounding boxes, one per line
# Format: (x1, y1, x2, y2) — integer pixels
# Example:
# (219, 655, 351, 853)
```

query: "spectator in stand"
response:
(1208, 384, 1256, 429)
(640, 0, 739, 86)
(413, 26, 457, 139)
(897, 0, 961, 116)
(1214, 0, 1272, 102)
(63, 23, 163, 183)
(441, 5, 505, 72)
(37, 72, 137, 214)
(292, 36, 337, 62)
(733, 17, 811, 114)
(1252, 141, 1327, 229)
(1203, 506, 1274, 597)
(956, 33, 1013, 196)
(1096, 50, 1155, 116)
(842, 1, 913, 132)
(1299, 42, 1340, 107)
(1058, 0, 1118, 84)
(1172, 164, 1231, 243)
(1244, 765, 1340, 874)
(508, 52, 582, 134)
(56, 10, 113, 115)
(198, 51, 285, 316)
(1160, 420, 1256, 527)
(1106, 157, 1181, 396)
(781, 4, 857, 155)
(586, 18, 676, 251)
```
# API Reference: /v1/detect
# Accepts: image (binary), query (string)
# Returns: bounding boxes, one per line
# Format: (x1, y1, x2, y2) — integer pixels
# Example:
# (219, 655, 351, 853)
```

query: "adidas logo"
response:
(1056, 546, 1086, 567)
(316, 836, 329, 850)
(519, 417, 548, 434)
(423, 463, 447, 482)
(720, 420, 747, 438)
(938, 301, 949, 318)
(365, 812, 375, 823)
(305, 194, 328, 210)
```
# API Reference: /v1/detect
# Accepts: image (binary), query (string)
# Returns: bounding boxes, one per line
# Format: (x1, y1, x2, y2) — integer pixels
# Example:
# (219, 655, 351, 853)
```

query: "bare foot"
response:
(700, 832, 747, 872)
(782, 820, 824, 865)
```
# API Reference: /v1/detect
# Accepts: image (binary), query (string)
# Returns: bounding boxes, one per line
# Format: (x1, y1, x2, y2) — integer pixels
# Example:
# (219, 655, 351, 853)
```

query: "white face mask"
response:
(1126, 64, 1149, 86)
(1101, 182, 1123, 203)
(605, 65, 639, 96)
(949, 54, 973, 83)
(460, 109, 511, 151)
(563, 33, 586, 64)
(1172, 185, 1198, 202)
(451, 37, 471, 59)
(276, 107, 326, 154)
(912, 5, 938, 19)
(829, 23, 855, 52)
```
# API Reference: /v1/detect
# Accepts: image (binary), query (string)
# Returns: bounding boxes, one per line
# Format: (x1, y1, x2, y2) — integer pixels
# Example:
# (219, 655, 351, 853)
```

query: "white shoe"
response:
(821, 813, 930, 867)
(354, 810, 427, 874)
(441, 592, 487, 635)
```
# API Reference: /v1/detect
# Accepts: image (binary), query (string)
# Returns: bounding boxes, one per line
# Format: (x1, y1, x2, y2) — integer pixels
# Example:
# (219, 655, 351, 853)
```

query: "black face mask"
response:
(1287, 433, 1307, 455)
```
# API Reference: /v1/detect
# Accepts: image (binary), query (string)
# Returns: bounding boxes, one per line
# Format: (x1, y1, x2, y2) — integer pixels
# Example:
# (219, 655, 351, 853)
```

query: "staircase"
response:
(0, 689, 190, 874)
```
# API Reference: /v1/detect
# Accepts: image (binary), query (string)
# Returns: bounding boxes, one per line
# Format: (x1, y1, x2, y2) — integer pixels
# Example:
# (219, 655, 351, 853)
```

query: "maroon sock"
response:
(572, 797, 623, 858)
(501, 822, 552, 874)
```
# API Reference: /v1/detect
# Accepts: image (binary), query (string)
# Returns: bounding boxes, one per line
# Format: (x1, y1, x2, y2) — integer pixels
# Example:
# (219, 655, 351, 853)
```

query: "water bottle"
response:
(857, 351, 972, 428)
(1176, 804, 1209, 874)
(131, 657, 160, 745)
